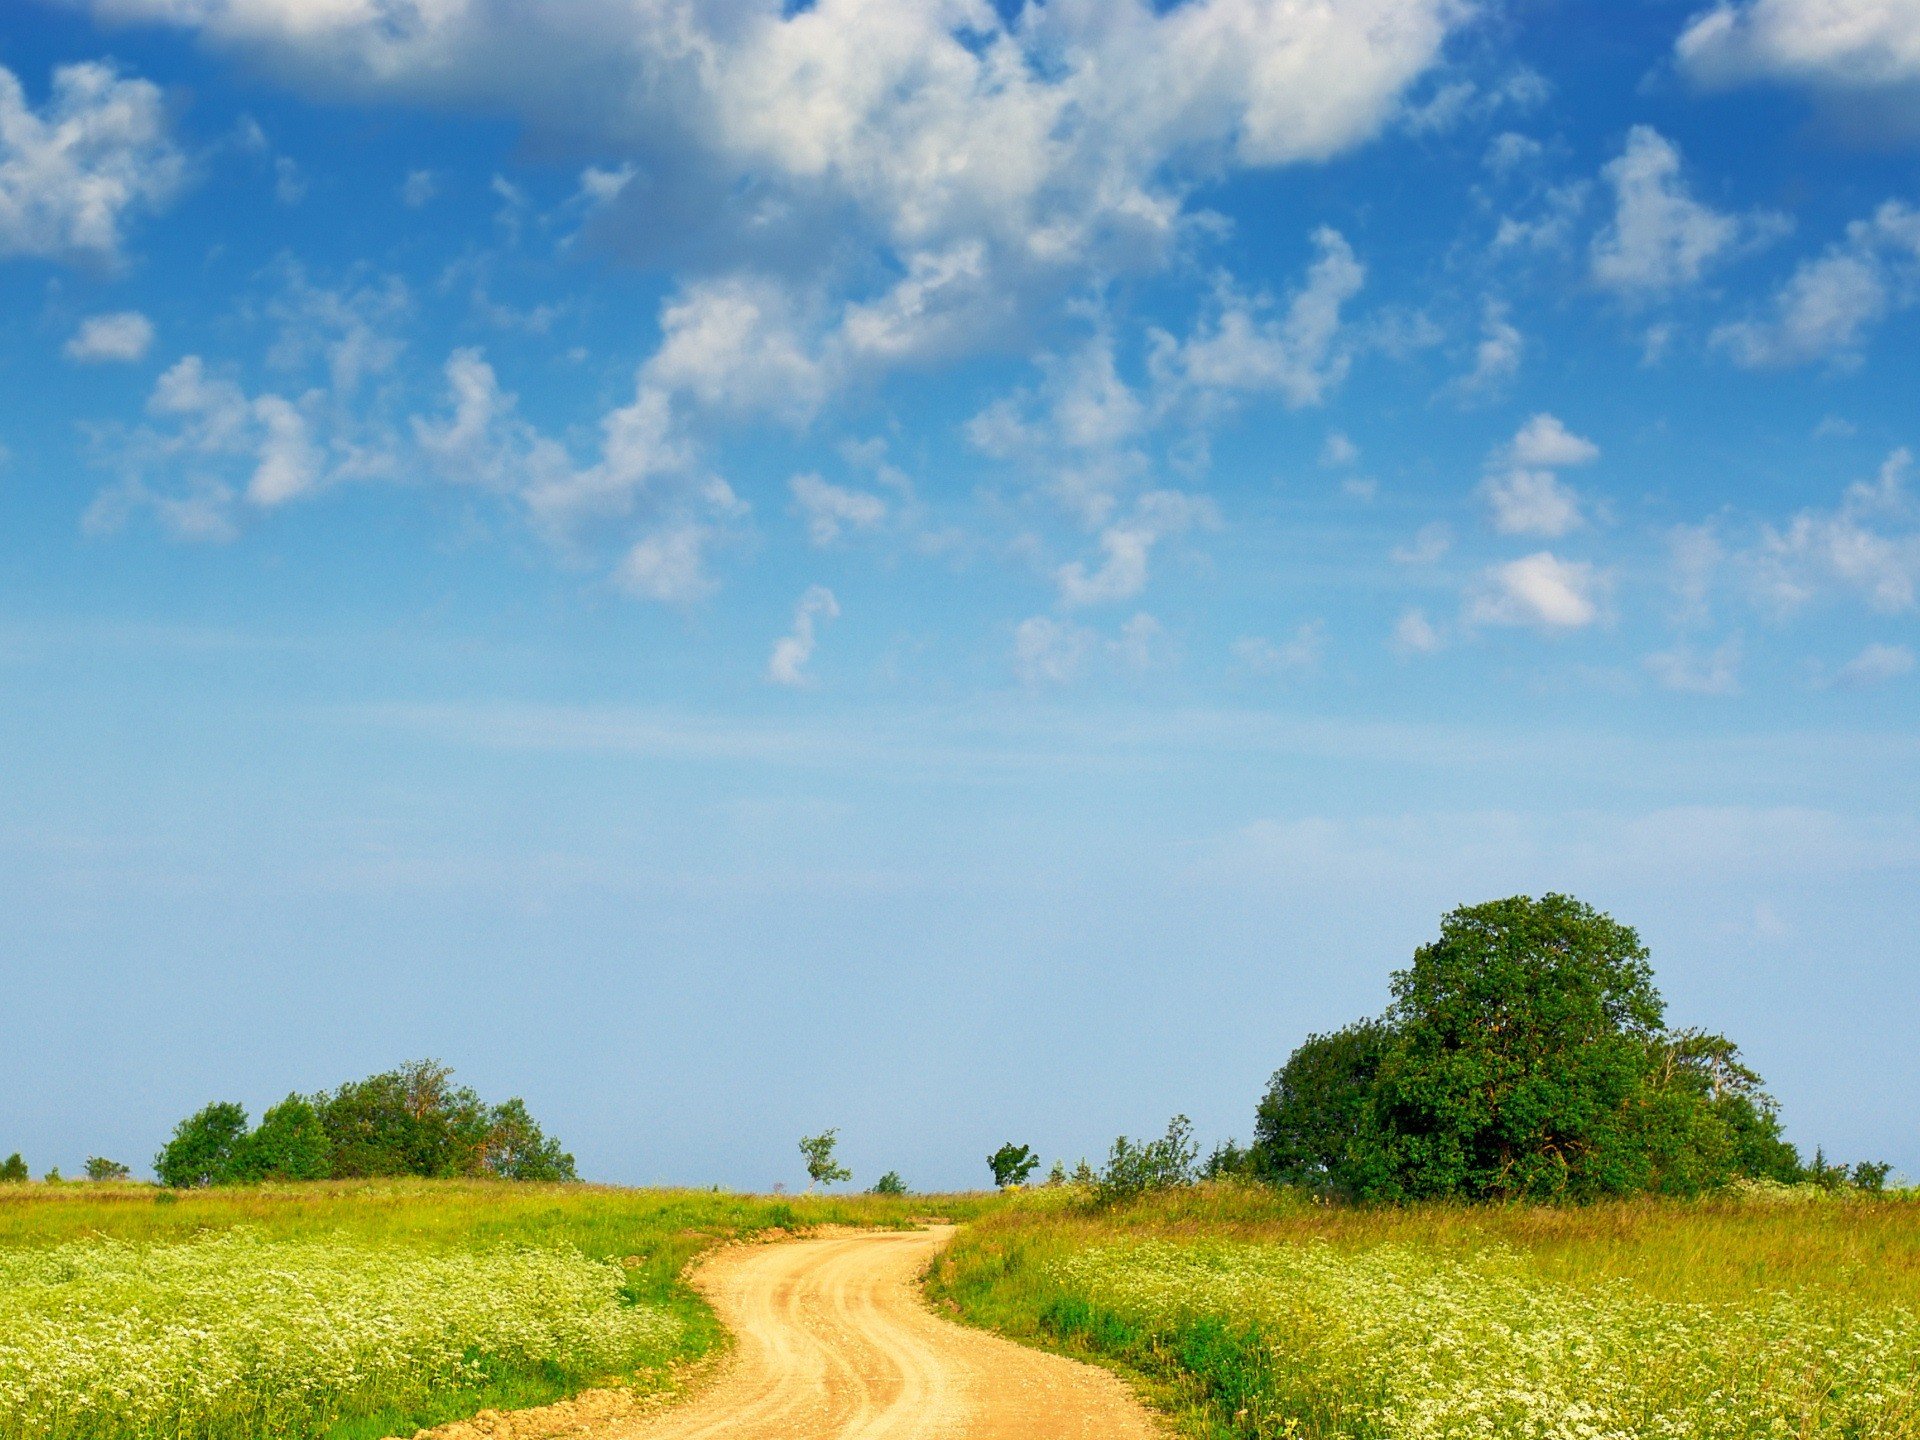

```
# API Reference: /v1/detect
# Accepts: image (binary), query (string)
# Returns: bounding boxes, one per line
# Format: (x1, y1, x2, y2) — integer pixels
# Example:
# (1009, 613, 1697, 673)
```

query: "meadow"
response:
(932, 1182, 1920, 1439)
(0, 1179, 984, 1440)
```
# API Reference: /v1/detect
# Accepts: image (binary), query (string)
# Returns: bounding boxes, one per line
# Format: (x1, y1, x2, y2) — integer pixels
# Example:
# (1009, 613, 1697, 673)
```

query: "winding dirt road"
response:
(613, 1227, 1161, 1439)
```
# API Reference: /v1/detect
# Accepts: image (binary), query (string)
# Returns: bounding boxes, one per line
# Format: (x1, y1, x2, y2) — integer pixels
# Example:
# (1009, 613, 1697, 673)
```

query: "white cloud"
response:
(1392, 607, 1445, 654)
(400, 168, 437, 207)
(1056, 489, 1217, 608)
(643, 277, 831, 422)
(1391, 521, 1453, 565)
(1712, 201, 1920, 368)
(64, 310, 154, 363)
(1646, 637, 1743, 695)
(618, 523, 715, 605)
(1752, 448, 1920, 613)
(1447, 298, 1522, 398)
(790, 473, 886, 546)
(0, 61, 185, 262)
(88, 0, 1465, 327)
(1468, 551, 1604, 629)
(1508, 413, 1601, 468)
(1589, 127, 1755, 294)
(1678, 0, 1920, 91)
(1833, 641, 1916, 688)
(767, 584, 840, 686)
(1479, 414, 1597, 538)
(1013, 615, 1092, 686)
(1152, 229, 1366, 409)
(1320, 431, 1360, 467)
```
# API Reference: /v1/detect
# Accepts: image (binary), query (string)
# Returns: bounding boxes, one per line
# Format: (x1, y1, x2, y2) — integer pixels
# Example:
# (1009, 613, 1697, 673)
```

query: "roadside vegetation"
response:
(0, 1179, 990, 1440)
(932, 1183, 1920, 1438)
(931, 894, 1913, 1437)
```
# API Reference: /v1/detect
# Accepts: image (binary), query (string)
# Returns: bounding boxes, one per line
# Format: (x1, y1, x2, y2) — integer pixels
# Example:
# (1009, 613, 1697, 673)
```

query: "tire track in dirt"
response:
(609, 1226, 1161, 1439)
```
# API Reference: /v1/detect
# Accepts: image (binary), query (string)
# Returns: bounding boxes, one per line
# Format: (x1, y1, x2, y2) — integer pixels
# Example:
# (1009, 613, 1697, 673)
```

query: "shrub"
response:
(1, 1154, 28, 1183)
(870, 1171, 907, 1195)
(155, 1102, 251, 1188)
(1096, 1115, 1198, 1205)
(987, 1142, 1040, 1188)
(82, 1158, 131, 1182)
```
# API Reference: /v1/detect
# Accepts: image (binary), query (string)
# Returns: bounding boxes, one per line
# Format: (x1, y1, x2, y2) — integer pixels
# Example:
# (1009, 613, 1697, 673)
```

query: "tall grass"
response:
(931, 1183, 1920, 1438)
(0, 1179, 992, 1440)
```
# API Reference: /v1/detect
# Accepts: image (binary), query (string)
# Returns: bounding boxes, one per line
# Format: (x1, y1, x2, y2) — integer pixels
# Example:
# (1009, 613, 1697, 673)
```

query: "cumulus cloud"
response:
(1056, 489, 1217, 608)
(1590, 127, 1770, 295)
(1392, 522, 1453, 566)
(1713, 201, 1920, 368)
(1151, 229, 1366, 410)
(1752, 448, 1920, 613)
(1678, 0, 1920, 92)
(82, 0, 1463, 311)
(1013, 614, 1092, 686)
(790, 473, 886, 546)
(0, 61, 186, 262)
(767, 584, 840, 686)
(620, 523, 717, 605)
(64, 310, 154, 363)
(1832, 641, 1915, 688)
(1479, 414, 1598, 539)
(1446, 298, 1523, 399)
(1467, 551, 1604, 629)
(1392, 607, 1445, 654)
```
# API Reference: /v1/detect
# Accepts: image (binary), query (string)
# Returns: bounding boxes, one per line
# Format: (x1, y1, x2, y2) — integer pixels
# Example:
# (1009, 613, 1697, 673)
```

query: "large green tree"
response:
(1250, 895, 1817, 1203)
(155, 1102, 251, 1187)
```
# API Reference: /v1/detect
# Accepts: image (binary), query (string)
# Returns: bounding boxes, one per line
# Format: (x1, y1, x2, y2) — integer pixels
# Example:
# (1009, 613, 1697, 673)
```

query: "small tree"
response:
(43, 1167, 62, 1184)
(156, 1102, 251, 1188)
(1096, 1115, 1198, 1204)
(987, 1142, 1040, 1188)
(870, 1170, 907, 1195)
(0, 1154, 27, 1183)
(481, 1098, 578, 1181)
(84, 1157, 131, 1182)
(237, 1095, 332, 1182)
(799, 1129, 850, 1189)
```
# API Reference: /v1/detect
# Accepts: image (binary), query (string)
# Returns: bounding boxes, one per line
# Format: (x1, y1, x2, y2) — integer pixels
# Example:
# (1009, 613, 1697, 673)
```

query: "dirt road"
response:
(613, 1226, 1161, 1439)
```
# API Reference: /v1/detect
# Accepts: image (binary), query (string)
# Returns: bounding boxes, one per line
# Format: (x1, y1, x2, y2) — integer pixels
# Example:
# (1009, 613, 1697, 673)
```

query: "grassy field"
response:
(931, 1183, 1920, 1439)
(0, 1179, 989, 1440)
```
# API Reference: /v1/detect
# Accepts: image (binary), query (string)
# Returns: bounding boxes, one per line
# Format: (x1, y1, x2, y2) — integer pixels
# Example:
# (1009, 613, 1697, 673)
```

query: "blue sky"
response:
(2, 0, 1917, 1188)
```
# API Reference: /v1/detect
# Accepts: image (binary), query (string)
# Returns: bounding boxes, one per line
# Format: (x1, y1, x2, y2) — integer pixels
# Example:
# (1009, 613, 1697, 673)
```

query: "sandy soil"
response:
(605, 1225, 1163, 1439)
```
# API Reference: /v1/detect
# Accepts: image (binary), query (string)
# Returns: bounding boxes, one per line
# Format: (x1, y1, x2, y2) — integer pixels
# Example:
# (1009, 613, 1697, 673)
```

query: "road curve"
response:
(610, 1227, 1161, 1440)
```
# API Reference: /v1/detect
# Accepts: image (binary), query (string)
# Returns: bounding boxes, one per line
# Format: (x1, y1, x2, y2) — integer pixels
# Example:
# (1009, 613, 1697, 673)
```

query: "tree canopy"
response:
(154, 1060, 575, 1187)
(1253, 895, 1813, 1202)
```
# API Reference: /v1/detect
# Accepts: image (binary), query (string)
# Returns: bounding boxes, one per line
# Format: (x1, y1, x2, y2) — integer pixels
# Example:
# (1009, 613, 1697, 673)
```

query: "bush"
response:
(82, 1158, 130, 1182)
(870, 1171, 907, 1195)
(1, 1154, 28, 1183)
(1096, 1115, 1198, 1205)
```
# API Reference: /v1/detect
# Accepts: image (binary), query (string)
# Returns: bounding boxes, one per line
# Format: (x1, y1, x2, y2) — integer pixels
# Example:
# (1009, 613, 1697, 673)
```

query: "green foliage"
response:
(870, 1171, 907, 1195)
(83, 1158, 131, 1182)
(317, 1061, 492, 1180)
(0, 1179, 981, 1440)
(478, 1098, 576, 1182)
(1250, 894, 1867, 1203)
(987, 1142, 1040, 1188)
(155, 1102, 252, 1188)
(798, 1129, 850, 1189)
(239, 1096, 333, 1182)
(0, 1154, 27, 1183)
(1095, 1115, 1198, 1205)
(1253, 1020, 1390, 1195)
(42, 1168, 62, 1185)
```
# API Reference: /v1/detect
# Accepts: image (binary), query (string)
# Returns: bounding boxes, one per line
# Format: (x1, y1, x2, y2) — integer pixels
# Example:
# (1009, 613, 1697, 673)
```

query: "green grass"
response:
(930, 1183, 1920, 1438)
(0, 1179, 997, 1440)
